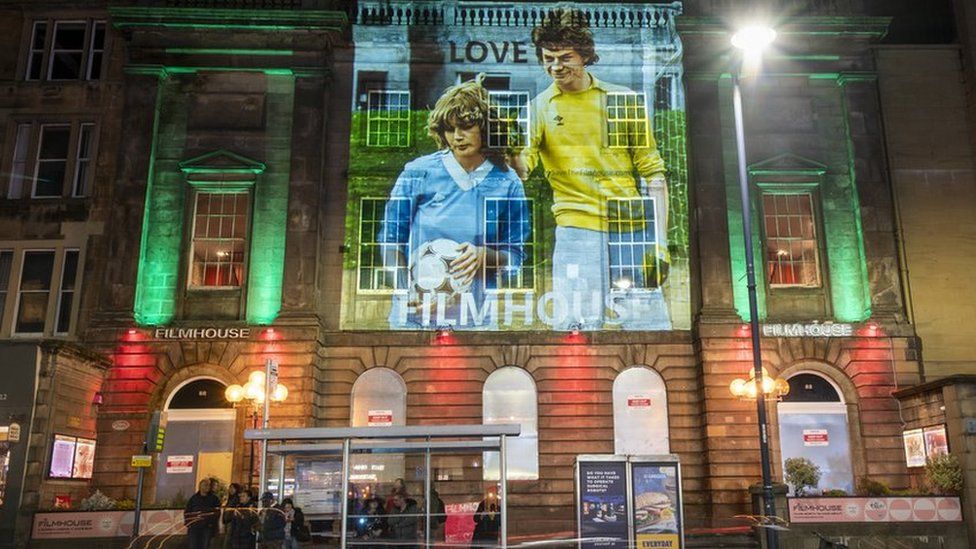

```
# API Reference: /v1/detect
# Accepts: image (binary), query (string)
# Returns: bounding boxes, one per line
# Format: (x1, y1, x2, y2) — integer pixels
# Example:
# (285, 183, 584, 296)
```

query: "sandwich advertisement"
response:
(631, 461, 682, 549)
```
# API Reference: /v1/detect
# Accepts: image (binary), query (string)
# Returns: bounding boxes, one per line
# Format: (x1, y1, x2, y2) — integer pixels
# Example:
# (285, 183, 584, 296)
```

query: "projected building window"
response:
(33, 125, 71, 198)
(606, 92, 650, 148)
(189, 192, 249, 288)
(15, 250, 55, 334)
(608, 197, 664, 291)
(366, 90, 411, 147)
(488, 91, 530, 148)
(483, 367, 538, 480)
(484, 197, 534, 291)
(762, 193, 821, 287)
(359, 197, 411, 292)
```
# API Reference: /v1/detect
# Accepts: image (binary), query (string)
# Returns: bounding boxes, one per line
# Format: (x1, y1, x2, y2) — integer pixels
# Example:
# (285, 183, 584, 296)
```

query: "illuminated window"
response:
(24, 20, 105, 81)
(366, 90, 411, 147)
(189, 192, 249, 288)
(33, 125, 71, 198)
(15, 250, 55, 334)
(358, 197, 411, 293)
(613, 366, 669, 455)
(483, 367, 538, 481)
(607, 197, 666, 291)
(487, 91, 529, 148)
(762, 193, 821, 287)
(350, 368, 406, 484)
(606, 92, 650, 148)
(484, 197, 533, 291)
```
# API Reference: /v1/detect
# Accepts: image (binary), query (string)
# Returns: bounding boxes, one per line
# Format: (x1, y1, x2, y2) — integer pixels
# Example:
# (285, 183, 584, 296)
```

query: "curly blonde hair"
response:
(427, 76, 509, 170)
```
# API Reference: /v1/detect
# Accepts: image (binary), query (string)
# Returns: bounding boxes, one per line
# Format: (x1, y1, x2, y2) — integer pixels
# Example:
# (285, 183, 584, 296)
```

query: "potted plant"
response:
(784, 457, 821, 496)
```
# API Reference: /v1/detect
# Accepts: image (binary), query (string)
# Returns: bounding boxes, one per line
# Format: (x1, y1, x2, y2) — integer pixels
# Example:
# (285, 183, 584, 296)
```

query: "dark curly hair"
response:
(531, 9, 600, 66)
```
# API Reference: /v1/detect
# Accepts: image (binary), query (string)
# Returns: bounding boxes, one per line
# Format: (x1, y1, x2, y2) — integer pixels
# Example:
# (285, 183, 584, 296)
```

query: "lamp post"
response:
(225, 367, 289, 491)
(730, 24, 779, 549)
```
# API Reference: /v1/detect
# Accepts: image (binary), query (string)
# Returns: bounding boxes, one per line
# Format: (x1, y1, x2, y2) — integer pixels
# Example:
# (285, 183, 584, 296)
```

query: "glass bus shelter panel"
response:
(347, 449, 429, 547)
(430, 451, 503, 547)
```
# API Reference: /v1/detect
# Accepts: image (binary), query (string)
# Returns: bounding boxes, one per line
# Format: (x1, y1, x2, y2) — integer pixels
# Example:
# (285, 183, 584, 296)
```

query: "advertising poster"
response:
(631, 462, 682, 549)
(445, 501, 479, 544)
(578, 460, 629, 549)
(32, 510, 186, 539)
(788, 497, 962, 523)
(923, 425, 949, 457)
(902, 429, 925, 468)
(49, 435, 76, 479)
(294, 459, 343, 515)
(72, 438, 96, 479)
(342, 1, 690, 332)
(367, 410, 394, 426)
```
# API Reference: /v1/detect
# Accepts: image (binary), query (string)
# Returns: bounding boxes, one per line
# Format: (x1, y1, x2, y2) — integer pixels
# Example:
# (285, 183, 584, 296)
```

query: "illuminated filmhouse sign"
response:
(347, 1, 690, 331)
(152, 327, 251, 340)
(761, 323, 853, 337)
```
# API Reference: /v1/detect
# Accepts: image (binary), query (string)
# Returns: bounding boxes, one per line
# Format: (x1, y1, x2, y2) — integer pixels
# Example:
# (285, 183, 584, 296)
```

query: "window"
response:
(189, 192, 249, 288)
(15, 250, 55, 334)
(483, 367, 538, 480)
(366, 90, 410, 147)
(607, 197, 666, 291)
(25, 20, 105, 81)
(613, 366, 669, 455)
(606, 92, 650, 148)
(762, 193, 820, 287)
(49, 434, 96, 479)
(72, 124, 94, 197)
(54, 249, 79, 335)
(33, 125, 71, 198)
(359, 197, 411, 293)
(484, 198, 533, 291)
(0, 251, 12, 319)
(7, 124, 31, 199)
(5, 122, 96, 199)
(487, 91, 530, 148)
(350, 368, 406, 483)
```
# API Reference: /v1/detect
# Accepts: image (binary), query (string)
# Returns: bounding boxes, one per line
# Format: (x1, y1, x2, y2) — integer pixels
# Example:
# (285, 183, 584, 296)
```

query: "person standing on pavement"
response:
(229, 488, 259, 549)
(259, 491, 286, 549)
(185, 479, 221, 549)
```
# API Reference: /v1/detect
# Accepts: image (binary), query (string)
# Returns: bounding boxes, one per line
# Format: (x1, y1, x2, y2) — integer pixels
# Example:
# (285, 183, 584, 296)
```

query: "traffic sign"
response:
(131, 455, 152, 468)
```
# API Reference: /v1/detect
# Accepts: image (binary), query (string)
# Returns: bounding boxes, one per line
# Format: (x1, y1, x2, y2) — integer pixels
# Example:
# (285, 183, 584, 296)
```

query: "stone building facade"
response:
(0, 0, 972, 546)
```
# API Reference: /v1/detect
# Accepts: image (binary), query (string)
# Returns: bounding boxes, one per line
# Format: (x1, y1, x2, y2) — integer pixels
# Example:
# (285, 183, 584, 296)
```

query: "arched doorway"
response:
(155, 378, 235, 502)
(777, 372, 854, 494)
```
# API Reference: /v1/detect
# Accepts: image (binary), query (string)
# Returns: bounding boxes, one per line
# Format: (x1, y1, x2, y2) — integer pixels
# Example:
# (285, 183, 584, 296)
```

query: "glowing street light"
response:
(729, 23, 780, 549)
(225, 364, 289, 488)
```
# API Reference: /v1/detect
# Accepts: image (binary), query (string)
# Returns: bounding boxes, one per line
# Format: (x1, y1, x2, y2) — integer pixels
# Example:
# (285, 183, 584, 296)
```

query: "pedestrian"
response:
(386, 492, 420, 549)
(357, 497, 386, 543)
(229, 489, 259, 549)
(258, 491, 286, 549)
(384, 478, 406, 513)
(472, 498, 500, 548)
(221, 483, 242, 549)
(185, 479, 221, 549)
(430, 487, 447, 542)
(281, 497, 310, 548)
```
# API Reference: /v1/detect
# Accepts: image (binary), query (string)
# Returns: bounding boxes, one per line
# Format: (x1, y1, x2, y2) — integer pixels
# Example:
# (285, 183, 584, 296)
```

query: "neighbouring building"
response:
(0, 0, 972, 547)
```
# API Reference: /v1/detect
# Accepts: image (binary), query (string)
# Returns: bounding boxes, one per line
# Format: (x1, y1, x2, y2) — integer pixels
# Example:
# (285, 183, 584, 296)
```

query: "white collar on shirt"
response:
(442, 151, 492, 191)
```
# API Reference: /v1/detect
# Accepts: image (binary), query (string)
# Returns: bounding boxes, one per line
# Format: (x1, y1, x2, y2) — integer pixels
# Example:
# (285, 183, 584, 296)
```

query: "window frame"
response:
(606, 194, 667, 294)
(356, 196, 412, 295)
(487, 90, 530, 149)
(4, 120, 98, 200)
(53, 248, 80, 335)
(24, 18, 106, 82)
(31, 124, 72, 199)
(12, 248, 57, 337)
(605, 91, 651, 149)
(482, 366, 539, 481)
(483, 197, 535, 294)
(0, 243, 86, 338)
(365, 90, 411, 148)
(756, 184, 826, 290)
(186, 190, 252, 291)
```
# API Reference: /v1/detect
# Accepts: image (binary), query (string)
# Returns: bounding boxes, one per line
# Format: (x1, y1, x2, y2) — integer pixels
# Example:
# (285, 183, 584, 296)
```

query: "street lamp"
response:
(730, 23, 780, 549)
(225, 369, 289, 488)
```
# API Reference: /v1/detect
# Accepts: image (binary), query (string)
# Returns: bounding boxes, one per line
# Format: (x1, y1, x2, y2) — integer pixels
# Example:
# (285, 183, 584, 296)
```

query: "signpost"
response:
(258, 359, 276, 507)
(133, 411, 166, 539)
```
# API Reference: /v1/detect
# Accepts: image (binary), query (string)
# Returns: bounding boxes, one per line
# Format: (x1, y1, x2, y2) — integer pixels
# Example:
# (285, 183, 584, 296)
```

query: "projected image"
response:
(342, 3, 690, 331)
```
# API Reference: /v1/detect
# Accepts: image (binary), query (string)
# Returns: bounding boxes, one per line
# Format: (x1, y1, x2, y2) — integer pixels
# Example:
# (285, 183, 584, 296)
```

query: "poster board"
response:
(630, 457, 683, 549)
(576, 456, 629, 549)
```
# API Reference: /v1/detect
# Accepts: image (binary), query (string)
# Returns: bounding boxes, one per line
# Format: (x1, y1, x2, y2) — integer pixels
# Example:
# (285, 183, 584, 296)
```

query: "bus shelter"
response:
(245, 424, 521, 548)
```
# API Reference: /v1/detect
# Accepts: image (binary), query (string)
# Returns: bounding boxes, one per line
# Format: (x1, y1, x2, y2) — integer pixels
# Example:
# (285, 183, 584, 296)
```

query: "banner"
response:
(631, 461, 682, 549)
(32, 510, 185, 539)
(342, 1, 690, 332)
(788, 497, 962, 523)
(578, 460, 629, 549)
